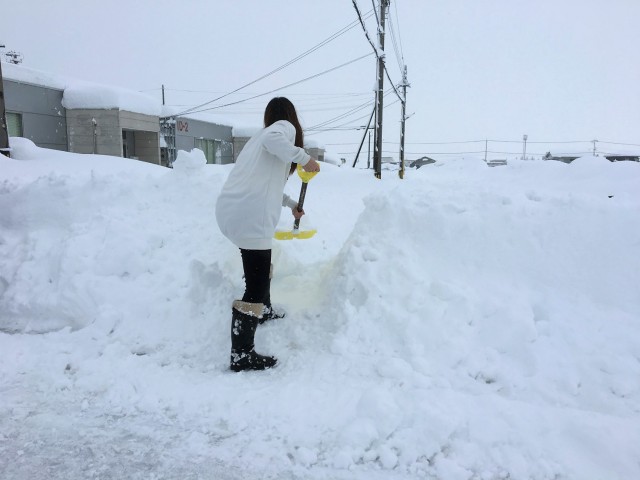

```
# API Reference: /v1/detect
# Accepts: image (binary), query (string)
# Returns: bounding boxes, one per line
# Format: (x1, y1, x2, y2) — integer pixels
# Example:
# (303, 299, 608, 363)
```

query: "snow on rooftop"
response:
(232, 125, 261, 138)
(63, 82, 161, 116)
(4, 62, 160, 116)
(1, 61, 69, 90)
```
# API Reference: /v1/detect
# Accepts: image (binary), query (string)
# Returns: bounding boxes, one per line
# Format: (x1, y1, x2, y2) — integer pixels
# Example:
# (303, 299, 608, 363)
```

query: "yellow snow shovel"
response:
(274, 164, 318, 240)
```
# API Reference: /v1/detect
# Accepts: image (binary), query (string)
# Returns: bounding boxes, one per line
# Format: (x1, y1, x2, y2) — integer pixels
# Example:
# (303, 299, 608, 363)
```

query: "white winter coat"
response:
(215, 120, 311, 250)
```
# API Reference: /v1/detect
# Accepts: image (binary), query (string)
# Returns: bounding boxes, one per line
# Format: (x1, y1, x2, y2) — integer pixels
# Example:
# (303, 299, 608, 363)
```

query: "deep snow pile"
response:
(1, 139, 639, 480)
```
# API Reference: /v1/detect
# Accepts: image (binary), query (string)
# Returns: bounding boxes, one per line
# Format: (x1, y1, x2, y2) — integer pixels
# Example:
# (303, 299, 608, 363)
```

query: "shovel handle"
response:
(293, 182, 309, 230)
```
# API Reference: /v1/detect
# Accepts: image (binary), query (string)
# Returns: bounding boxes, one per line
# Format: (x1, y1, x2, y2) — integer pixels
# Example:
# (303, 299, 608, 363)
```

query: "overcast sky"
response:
(3, 0, 639, 161)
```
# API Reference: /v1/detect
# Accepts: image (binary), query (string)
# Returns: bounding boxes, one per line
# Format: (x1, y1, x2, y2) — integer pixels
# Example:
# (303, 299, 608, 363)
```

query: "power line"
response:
(306, 90, 395, 131)
(309, 97, 400, 134)
(371, 0, 380, 25)
(599, 140, 640, 147)
(307, 99, 374, 131)
(163, 88, 372, 97)
(180, 53, 373, 116)
(387, 10, 404, 75)
(392, 0, 405, 64)
(171, 11, 374, 117)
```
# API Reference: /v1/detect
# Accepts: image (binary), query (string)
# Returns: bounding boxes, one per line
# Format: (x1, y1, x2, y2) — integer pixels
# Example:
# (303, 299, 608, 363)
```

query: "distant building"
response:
(486, 159, 507, 167)
(408, 156, 436, 169)
(2, 63, 335, 168)
(2, 62, 234, 167)
(604, 154, 639, 162)
(305, 144, 325, 163)
(543, 152, 580, 164)
(3, 63, 68, 151)
(161, 113, 233, 166)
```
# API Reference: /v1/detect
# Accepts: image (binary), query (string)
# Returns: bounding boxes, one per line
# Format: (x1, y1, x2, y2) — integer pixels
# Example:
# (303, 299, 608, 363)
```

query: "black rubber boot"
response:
(260, 304, 287, 324)
(260, 263, 286, 325)
(230, 300, 277, 372)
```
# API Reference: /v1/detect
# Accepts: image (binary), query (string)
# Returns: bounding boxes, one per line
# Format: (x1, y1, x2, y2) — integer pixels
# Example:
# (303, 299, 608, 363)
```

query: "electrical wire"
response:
(181, 53, 374, 116)
(599, 141, 640, 147)
(393, 0, 405, 64)
(371, 0, 380, 25)
(309, 98, 400, 134)
(306, 90, 395, 131)
(352, 0, 404, 102)
(387, 11, 405, 75)
(168, 11, 374, 118)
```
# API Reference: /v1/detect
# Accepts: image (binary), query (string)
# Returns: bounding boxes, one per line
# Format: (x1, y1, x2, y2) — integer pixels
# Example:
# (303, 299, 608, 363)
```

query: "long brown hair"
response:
(264, 97, 304, 149)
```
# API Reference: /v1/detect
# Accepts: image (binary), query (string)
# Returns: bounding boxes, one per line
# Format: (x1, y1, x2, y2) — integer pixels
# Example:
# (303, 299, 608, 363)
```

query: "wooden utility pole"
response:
(398, 65, 409, 179)
(373, 0, 389, 179)
(0, 52, 10, 158)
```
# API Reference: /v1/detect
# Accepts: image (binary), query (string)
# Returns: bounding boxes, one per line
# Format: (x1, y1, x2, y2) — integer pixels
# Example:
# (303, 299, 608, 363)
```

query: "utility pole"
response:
(592, 139, 598, 156)
(373, 0, 389, 179)
(162, 84, 165, 106)
(0, 45, 10, 158)
(398, 65, 409, 179)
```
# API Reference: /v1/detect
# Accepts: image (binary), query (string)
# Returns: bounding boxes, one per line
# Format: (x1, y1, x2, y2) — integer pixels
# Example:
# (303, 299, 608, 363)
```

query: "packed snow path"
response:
(1, 140, 639, 479)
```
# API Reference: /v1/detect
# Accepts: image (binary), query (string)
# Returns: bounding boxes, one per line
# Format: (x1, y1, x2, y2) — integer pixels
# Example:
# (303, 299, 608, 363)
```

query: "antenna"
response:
(5, 51, 24, 64)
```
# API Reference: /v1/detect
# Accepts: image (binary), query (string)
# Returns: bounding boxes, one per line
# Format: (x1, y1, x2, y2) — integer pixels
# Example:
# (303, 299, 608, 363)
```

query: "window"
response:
(6, 112, 23, 137)
(195, 138, 217, 164)
(195, 138, 233, 164)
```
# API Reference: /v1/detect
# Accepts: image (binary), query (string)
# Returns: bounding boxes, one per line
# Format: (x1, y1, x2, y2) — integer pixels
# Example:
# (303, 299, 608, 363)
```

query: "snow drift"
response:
(1, 141, 639, 479)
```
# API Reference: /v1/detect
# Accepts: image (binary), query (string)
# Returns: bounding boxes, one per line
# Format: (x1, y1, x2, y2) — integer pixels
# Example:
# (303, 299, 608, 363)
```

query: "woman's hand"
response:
(303, 158, 320, 173)
(291, 206, 305, 219)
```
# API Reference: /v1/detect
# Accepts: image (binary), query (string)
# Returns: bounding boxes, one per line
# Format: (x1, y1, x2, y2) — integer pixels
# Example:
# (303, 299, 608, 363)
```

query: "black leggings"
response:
(240, 248, 271, 304)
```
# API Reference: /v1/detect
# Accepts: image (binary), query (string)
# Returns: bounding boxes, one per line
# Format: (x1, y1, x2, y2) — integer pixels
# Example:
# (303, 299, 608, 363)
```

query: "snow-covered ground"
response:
(1, 139, 639, 480)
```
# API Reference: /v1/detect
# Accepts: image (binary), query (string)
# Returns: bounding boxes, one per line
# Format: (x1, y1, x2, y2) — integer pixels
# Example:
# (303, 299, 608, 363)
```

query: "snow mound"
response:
(9, 137, 67, 160)
(570, 154, 612, 169)
(1, 150, 639, 479)
(172, 148, 207, 173)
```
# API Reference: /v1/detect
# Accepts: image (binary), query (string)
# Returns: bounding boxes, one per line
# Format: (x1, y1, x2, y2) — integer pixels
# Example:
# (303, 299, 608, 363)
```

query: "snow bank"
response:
(1, 150, 639, 479)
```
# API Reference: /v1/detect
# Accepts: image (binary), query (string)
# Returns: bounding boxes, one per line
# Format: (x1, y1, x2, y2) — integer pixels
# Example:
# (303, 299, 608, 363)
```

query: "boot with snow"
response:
(230, 300, 277, 372)
(260, 304, 287, 324)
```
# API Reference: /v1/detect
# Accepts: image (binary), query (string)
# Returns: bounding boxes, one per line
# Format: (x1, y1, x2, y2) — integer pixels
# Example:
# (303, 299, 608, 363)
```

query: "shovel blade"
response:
(274, 228, 317, 240)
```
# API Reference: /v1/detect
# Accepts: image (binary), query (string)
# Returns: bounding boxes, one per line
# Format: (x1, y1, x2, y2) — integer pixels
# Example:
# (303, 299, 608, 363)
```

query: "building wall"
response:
(175, 117, 233, 163)
(66, 109, 160, 164)
(4, 80, 67, 150)
(120, 111, 160, 164)
(120, 110, 160, 133)
(233, 137, 250, 162)
(134, 130, 160, 164)
(66, 109, 121, 156)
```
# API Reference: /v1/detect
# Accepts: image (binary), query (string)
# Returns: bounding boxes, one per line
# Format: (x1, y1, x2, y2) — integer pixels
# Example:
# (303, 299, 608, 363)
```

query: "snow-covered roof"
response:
(2, 61, 68, 90)
(63, 83, 161, 116)
(3, 62, 160, 116)
(232, 126, 261, 138)
(160, 106, 236, 129)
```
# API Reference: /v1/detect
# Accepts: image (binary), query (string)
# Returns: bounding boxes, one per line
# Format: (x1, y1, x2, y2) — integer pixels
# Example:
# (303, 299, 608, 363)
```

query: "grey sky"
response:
(4, 0, 639, 160)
